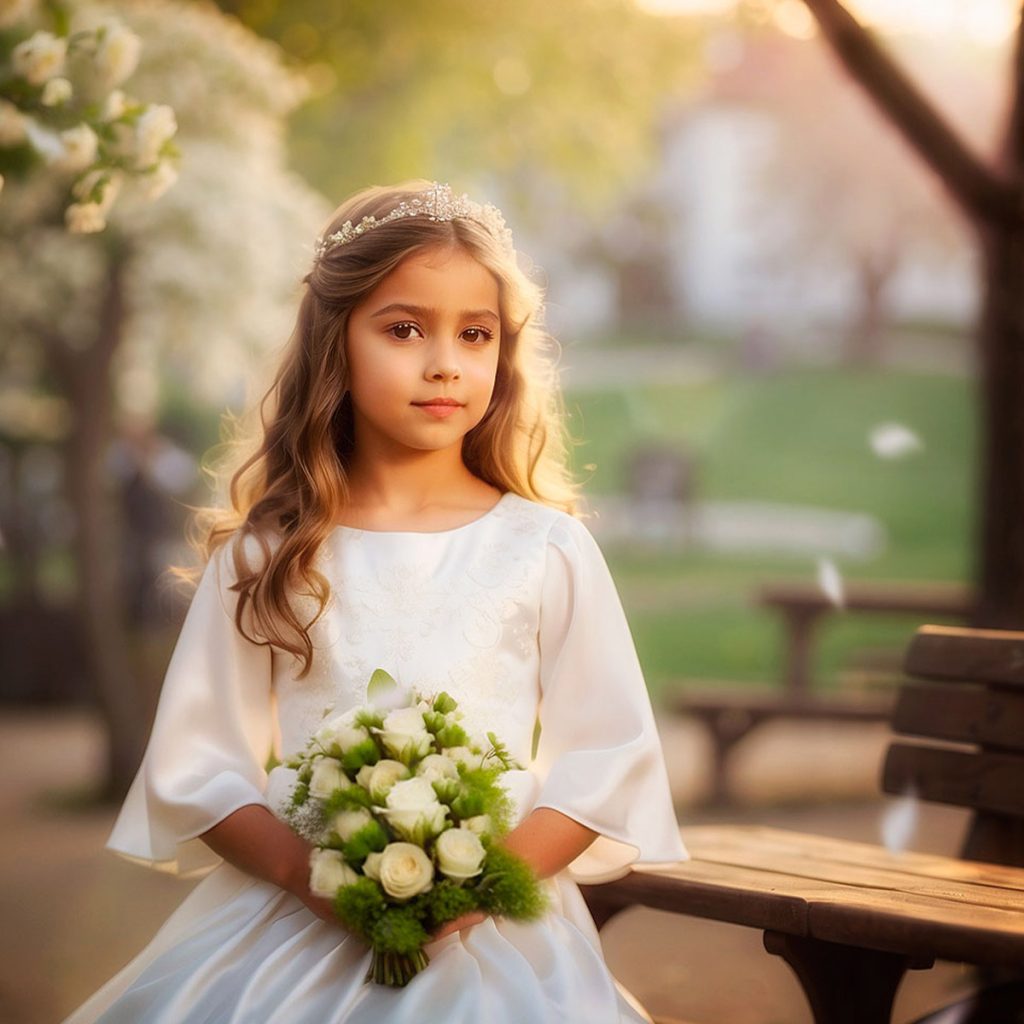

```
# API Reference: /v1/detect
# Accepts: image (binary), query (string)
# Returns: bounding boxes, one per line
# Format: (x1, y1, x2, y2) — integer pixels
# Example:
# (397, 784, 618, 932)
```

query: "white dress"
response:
(62, 491, 689, 1024)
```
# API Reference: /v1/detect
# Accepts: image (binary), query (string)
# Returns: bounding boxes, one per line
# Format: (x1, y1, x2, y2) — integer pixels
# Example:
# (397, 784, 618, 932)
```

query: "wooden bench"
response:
(584, 624, 1024, 1024)
(674, 581, 976, 804)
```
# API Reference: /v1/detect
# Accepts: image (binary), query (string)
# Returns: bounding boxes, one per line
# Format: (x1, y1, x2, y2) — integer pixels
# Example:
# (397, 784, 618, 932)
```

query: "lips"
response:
(413, 399, 463, 407)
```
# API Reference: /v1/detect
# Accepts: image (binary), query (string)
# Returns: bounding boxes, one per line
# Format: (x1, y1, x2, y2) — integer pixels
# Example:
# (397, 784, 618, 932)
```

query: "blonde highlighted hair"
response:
(173, 178, 587, 676)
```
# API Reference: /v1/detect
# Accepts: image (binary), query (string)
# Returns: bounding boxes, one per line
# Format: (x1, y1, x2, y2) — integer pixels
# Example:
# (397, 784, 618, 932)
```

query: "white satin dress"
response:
(62, 490, 689, 1024)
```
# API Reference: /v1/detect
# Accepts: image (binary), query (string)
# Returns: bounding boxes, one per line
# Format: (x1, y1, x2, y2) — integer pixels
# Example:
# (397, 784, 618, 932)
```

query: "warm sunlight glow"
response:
(634, 0, 1019, 45)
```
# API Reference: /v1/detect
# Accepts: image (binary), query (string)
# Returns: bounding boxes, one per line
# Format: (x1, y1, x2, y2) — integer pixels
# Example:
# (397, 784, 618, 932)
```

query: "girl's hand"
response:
(428, 909, 488, 942)
(301, 889, 343, 926)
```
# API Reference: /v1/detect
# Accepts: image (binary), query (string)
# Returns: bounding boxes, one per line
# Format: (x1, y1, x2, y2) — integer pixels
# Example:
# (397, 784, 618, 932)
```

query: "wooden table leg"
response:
(764, 930, 931, 1024)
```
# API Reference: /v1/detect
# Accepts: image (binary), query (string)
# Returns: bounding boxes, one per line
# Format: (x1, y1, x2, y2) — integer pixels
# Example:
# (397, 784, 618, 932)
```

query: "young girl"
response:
(61, 179, 689, 1024)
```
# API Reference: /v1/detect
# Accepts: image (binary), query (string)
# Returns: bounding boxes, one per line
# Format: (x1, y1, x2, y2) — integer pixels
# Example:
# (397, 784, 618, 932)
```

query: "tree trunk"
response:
(800, 0, 1024, 624)
(971, 222, 1024, 627)
(48, 241, 151, 800)
(843, 244, 898, 368)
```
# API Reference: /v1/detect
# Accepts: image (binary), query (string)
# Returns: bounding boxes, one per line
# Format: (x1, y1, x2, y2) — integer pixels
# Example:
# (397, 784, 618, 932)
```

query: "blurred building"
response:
(530, 28, 988, 344)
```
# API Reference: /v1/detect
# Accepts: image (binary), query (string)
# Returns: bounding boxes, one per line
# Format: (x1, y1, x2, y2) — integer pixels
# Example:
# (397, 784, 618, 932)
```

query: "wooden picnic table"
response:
(582, 823, 1024, 1024)
(757, 579, 975, 697)
(672, 581, 977, 803)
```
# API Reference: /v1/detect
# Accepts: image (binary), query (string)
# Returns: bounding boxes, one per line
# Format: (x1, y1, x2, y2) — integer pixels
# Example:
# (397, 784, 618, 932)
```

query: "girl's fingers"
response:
(429, 910, 487, 942)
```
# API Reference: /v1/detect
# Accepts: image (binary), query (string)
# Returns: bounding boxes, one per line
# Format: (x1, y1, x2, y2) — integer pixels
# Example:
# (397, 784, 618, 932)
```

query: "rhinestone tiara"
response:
(313, 182, 515, 261)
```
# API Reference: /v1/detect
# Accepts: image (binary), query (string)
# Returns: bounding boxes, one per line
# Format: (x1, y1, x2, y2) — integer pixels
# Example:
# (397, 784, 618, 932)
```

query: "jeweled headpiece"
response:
(313, 182, 515, 261)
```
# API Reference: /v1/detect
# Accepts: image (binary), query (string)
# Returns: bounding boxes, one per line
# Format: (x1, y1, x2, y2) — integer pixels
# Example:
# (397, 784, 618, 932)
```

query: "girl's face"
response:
(345, 244, 502, 460)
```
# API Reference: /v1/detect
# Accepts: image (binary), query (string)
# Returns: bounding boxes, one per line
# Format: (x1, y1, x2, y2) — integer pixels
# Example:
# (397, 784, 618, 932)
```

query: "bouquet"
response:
(283, 668, 550, 987)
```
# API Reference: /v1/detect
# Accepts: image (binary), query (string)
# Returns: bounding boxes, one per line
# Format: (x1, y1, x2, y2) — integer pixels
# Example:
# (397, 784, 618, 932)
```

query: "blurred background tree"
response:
(795, 0, 1024, 625)
(210, 0, 700, 224)
(0, 0, 328, 796)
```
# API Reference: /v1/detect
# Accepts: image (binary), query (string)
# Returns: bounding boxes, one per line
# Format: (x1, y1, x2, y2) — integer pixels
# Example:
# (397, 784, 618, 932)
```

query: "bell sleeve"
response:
(105, 536, 277, 879)
(531, 513, 689, 884)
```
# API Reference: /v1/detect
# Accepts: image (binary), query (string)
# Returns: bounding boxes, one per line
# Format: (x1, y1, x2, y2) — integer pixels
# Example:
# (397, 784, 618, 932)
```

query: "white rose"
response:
(364, 759, 410, 802)
(93, 22, 141, 90)
(459, 814, 492, 837)
(375, 706, 433, 762)
(65, 202, 106, 234)
(0, 99, 27, 146)
(380, 777, 448, 843)
(444, 746, 484, 771)
(133, 103, 177, 169)
(330, 807, 373, 843)
(40, 76, 72, 107)
(54, 123, 98, 173)
(414, 753, 460, 784)
(308, 848, 359, 898)
(314, 713, 370, 758)
(308, 756, 348, 800)
(435, 827, 487, 882)
(12, 30, 67, 86)
(378, 842, 434, 901)
(363, 850, 383, 881)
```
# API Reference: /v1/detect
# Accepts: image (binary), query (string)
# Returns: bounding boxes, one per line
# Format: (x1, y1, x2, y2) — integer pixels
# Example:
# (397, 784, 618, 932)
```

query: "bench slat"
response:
(677, 828, 1024, 911)
(892, 681, 1024, 751)
(904, 624, 1024, 687)
(618, 826, 1024, 967)
(882, 743, 1024, 817)
(681, 824, 1024, 888)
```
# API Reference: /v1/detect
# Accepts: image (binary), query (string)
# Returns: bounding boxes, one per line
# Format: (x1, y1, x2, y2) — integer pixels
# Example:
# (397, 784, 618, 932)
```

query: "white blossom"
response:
(139, 160, 177, 200)
(101, 89, 128, 121)
(64, 202, 107, 233)
(54, 123, 99, 172)
(40, 77, 73, 107)
(133, 103, 177, 169)
(93, 21, 141, 90)
(12, 30, 67, 86)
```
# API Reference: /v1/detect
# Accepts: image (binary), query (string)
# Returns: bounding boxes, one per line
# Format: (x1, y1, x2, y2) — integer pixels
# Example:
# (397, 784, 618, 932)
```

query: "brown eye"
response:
(463, 327, 494, 344)
(389, 322, 421, 341)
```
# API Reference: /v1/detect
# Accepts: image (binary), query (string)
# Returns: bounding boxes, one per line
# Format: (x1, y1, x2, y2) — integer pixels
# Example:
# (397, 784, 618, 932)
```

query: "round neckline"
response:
(331, 491, 512, 537)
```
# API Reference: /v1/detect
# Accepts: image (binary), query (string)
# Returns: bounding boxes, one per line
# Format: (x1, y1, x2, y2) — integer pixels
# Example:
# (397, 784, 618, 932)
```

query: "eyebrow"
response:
(369, 303, 500, 325)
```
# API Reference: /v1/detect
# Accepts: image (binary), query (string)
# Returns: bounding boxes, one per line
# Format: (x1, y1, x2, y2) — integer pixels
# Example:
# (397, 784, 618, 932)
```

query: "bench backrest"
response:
(881, 624, 1024, 868)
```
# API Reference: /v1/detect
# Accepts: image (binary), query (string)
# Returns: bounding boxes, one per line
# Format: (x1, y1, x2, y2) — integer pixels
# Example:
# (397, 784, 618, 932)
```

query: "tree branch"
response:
(1001, 3, 1024, 173)
(801, 0, 1024, 226)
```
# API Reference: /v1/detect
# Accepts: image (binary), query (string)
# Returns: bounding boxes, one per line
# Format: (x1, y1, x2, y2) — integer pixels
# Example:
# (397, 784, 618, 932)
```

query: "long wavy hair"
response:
(172, 178, 588, 677)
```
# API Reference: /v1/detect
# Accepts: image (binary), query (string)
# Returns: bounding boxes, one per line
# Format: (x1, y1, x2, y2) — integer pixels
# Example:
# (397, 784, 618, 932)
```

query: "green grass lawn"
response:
(563, 364, 976, 701)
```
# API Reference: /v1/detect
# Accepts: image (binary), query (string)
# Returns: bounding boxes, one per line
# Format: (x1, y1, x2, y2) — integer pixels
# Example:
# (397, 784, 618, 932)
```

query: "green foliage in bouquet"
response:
(282, 669, 552, 987)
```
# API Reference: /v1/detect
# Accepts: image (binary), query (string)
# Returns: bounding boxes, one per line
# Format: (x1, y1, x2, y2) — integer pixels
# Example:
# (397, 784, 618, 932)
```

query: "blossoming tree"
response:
(0, 0, 329, 796)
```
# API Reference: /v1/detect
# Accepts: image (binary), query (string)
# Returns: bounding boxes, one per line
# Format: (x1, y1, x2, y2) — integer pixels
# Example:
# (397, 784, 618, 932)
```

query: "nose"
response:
(425, 334, 462, 381)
